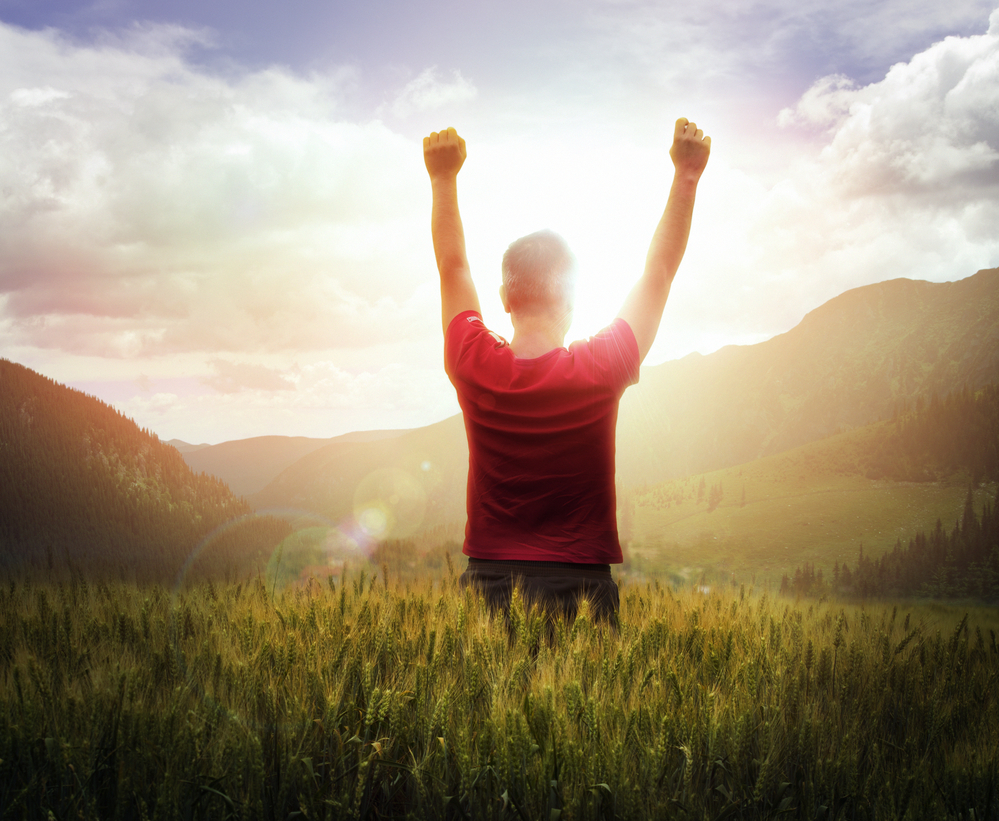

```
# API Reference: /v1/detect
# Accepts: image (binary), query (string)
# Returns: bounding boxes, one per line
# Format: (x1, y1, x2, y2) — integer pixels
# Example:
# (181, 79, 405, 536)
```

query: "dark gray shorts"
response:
(458, 557, 619, 625)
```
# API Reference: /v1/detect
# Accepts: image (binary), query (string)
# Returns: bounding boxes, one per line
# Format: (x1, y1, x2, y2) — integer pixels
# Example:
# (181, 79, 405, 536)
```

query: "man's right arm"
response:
(617, 118, 710, 363)
(425, 127, 481, 334)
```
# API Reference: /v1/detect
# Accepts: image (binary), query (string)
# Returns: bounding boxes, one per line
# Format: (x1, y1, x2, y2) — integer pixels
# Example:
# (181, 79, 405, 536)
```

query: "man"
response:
(424, 119, 710, 625)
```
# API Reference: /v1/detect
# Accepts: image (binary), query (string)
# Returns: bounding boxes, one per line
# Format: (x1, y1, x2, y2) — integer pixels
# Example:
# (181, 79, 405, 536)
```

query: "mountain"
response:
(616, 267, 999, 485)
(176, 429, 410, 498)
(0, 360, 290, 581)
(167, 439, 212, 453)
(622, 408, 998, 583)
(249, 415, 468, 538)
(247, 268, 999, 539)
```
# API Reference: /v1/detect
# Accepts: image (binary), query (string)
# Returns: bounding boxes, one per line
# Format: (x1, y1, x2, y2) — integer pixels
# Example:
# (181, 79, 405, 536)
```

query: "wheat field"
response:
(1, 565, 996, 820)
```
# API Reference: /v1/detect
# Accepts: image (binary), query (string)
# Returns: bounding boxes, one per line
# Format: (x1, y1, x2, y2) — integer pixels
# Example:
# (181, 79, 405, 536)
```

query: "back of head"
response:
(502, 229, 576, 316)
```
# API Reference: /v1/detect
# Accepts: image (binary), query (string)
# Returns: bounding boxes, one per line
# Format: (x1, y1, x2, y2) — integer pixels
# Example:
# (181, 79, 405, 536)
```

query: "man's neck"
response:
(509, 313, 568, 359)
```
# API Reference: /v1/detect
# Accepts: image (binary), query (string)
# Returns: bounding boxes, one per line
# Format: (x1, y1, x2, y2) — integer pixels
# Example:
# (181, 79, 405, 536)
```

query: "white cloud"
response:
(9, 86, 71, 106)
(636, 7, 999, 363)
(388, 67, 477, 118)
(0, 22, 435, 359)
(203, 359, 295, 393)
(777, 75, 857, 129)
(4, 6, 999, 442)
(115, 355, 459, 442)
(579, 0, 998, 96)
(779, 10, 999, 196)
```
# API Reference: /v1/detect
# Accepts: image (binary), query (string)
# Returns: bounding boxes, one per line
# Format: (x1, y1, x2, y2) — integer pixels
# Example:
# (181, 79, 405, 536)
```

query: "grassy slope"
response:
(627, 420, 997, 583)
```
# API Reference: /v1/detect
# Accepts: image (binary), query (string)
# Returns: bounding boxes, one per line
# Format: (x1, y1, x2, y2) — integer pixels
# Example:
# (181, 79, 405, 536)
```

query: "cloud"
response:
(776, 75, 858, 129)
(0, 22, 435, 359)
(388, 67, 477, 118)
(115, 355, 459, 441)
(637, 6, 999, 363)
(203, 359, 295, 393)
(778, 9, 999, 197)
(577, 0, 999, 100)
(734, 8, 999, 318)
(5, 5, 998, 443)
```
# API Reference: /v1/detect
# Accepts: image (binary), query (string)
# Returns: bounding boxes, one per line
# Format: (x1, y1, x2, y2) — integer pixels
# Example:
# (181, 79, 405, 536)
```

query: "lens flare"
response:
(357, 504, 390, 538)
(353, 467, 427, 540)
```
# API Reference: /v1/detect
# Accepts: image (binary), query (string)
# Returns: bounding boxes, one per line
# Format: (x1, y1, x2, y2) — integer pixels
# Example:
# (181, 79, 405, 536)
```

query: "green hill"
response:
(249, 414, 468, 543)
(624, 412, 997, 584)
(0, 360, 290, 581)
(616, 266, 999, 485)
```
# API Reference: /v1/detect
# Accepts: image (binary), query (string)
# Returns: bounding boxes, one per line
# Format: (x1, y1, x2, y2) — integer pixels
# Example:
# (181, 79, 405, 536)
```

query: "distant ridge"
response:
(176, 429, 410, 498)
(248, 415, 467, 536)
(167, 439, 212, 453)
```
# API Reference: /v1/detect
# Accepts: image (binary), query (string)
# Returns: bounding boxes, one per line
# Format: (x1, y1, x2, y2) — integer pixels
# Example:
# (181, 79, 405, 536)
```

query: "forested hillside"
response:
(783, 488, 999, 601)
(0, 360, 289, 581)
(867, 384, 999, 482)
(781, 384, 999, 600)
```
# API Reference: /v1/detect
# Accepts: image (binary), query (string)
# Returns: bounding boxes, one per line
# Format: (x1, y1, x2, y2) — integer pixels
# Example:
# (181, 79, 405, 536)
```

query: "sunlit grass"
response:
(1, 568, 996, 819)
(628, 422, 996, 582)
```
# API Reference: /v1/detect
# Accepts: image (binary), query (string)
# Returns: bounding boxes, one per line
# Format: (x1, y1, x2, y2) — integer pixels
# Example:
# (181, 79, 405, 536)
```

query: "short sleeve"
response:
(583, 318, 641, 389)
(444, 310, 482, 378)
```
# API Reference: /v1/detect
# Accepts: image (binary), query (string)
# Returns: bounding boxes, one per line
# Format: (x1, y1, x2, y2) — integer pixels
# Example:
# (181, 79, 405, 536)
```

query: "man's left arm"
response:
(425, 127, 481, 333)
(617, 118, 710, 362)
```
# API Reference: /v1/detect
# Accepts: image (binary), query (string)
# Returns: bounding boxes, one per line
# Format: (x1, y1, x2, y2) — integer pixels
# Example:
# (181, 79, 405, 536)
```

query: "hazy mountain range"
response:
(175, 268, 999, 540)
(616, 266, 999, 486)
(170, 430, 410, 498)
(2, 267, 995, 581)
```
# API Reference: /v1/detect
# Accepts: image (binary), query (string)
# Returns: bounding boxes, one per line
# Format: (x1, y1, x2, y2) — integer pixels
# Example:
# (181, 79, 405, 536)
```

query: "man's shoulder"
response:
(447, 311, 508, 346)
(569, 318, 637, 355)
(445, 311, 511, 380)
(567, 318, 640, 385)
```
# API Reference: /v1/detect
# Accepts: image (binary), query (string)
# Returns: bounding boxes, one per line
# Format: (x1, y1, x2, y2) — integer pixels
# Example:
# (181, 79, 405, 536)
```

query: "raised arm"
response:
(617, 118, 711, 362)
(424, 127, 481, 333)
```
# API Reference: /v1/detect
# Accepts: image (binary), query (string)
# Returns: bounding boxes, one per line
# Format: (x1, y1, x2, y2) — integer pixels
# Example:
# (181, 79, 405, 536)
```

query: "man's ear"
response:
(499, 283, 511, 314)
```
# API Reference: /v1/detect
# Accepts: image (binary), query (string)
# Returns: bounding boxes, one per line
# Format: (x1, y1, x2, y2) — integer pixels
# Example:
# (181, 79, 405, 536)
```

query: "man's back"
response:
(445, 310, 640, 563)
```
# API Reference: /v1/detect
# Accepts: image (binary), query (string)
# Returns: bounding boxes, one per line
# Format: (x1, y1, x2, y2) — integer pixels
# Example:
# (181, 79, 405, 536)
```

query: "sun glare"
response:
(465, 144, 666, 344)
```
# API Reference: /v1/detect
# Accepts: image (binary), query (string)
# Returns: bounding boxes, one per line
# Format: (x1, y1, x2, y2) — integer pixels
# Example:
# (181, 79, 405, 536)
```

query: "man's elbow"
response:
(641, 267, 675, 307)
(437, 255, 470, 280)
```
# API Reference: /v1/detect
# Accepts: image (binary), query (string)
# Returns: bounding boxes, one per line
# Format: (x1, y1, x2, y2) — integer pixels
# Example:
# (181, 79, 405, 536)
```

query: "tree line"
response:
(782, 382, 999, 601)
(782, 486, 999, 601)
(0, 359, 290, 583)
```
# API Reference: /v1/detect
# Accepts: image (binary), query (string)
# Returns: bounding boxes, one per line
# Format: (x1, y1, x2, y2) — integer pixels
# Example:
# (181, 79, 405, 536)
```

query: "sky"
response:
(1, 0, 998, 444)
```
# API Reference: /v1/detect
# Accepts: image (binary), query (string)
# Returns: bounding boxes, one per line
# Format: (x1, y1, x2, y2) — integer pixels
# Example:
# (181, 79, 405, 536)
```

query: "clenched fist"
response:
(424, 127, 467, 182)
(669, 118, 711, 182)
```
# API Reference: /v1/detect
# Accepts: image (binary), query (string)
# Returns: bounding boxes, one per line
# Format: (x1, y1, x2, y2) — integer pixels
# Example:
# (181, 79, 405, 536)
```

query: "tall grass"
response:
(1, 567, 996, 819)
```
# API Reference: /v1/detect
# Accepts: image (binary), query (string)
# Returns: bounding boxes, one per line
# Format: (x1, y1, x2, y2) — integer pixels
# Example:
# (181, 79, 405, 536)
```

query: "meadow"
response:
(1, 566, 997, 820)
(626, 418, 997, 584)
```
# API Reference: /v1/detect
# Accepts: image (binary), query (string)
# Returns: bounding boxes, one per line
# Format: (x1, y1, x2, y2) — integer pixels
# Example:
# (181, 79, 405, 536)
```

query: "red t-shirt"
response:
(444, 310, 640, 563)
